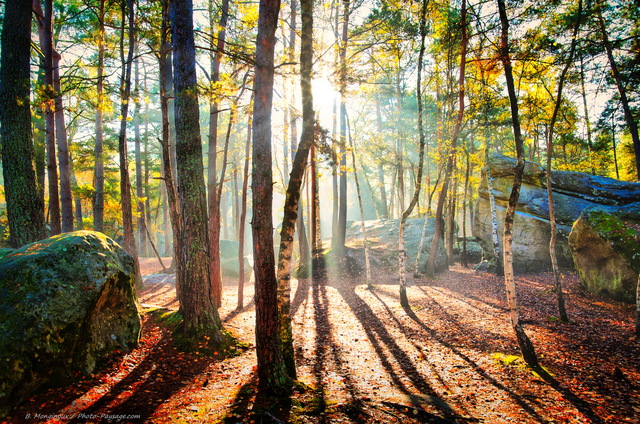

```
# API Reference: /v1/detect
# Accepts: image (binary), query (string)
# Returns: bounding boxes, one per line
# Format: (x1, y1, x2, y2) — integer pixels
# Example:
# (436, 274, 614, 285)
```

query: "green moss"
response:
(587, 210, 640, 273)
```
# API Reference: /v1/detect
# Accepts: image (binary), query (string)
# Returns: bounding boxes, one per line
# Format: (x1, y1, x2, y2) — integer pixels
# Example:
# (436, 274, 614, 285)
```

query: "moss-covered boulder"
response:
(568, 203, 640, 303)
(0, 231, 141, 416)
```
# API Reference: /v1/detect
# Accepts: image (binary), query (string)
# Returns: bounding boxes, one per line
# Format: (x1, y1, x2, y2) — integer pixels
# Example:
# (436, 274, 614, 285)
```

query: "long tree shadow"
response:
(310, 276, 363, 422)
(221, 373, 294, 423)
(333, 282, 461, 422)
(67, 318, 221, 423)
(400, 302, 605, 424)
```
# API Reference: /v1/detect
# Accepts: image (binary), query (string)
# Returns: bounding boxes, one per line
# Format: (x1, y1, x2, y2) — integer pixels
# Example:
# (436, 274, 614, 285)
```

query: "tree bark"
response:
(252, 0, 292, 392)
(596, 1, 640, 180)
(276, 0, 314, 380)
(118, 0, 142, 287)
(33, 0, 60, 235)
(545, 0, 582, 323)
(426, 0, 467, 277)
(486, 157, 504, 275)
(160, 0, 181, 275)
(334, 0, 349, 253)
(237, 110, 253, 310)
(0, 0, 47, 247)
(171, 0, 227, 344)
(207, 0, 230, 308)
(53, 34, 73, 233)
(497, 0, 541, 370)
(93, 0, 106, 233)
(399, 0, 429, 306)
(134, 51, 148, 257)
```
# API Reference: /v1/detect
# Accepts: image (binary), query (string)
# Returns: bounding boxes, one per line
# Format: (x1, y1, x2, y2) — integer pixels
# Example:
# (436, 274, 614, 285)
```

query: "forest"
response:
(0, 0, 639, 422)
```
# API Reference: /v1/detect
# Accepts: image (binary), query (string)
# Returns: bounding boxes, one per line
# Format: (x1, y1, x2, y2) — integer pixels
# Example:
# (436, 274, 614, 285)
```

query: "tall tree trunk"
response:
(0, 0, 47, 247)
(395, 75, 405, 214)
(237, 110, 252, 310)
(232, 166, 239, 240)
(207, 0, 230, 308)
(546, 0, 582, 323)
(160, 0, 181, 272)
(118, 0, 142, 286)
(485, 149, 504, 275)
(375, 96, 389, 219)
(93, 0, 106, 232)
(331, 0, 340, 242)
(334, 0, 349, 253)
(310, 143, 322, 253)
(426, 0, 467, 276)
(171, 0, 227, 345)
(53, 38, 73, 233)
(497, 0, 541, 370)
(347, 116, 372, 289)
(69, 141, 83, 230)
(461, 145, 471, 267)
(579, 55, 595, 175)
(596, 1, 640, 180)
(134, 51, 148, 257)
(33, 0, 60, 235)
(276, 0, 314, 380)
(252, 0, 292, 392)
(34, 66, 46, 206)
(399, 0, 429, 306)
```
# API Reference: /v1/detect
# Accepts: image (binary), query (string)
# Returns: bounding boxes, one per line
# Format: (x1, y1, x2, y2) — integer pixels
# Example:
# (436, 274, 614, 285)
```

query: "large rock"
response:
(219, 239, 252, 278)
(0, 231, 141, 415)
(569, 204, 640, 303)
(473, 154, 640, 272)
(345, 218, 448, 274)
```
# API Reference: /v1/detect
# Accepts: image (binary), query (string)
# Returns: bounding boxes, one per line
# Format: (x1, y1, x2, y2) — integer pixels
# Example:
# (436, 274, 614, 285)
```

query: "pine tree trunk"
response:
(237, 111, 252, 310)
(399, 0, 428, 306)
(579, 55, 595, 175)
(0, 0, 47, 247)
(311, 143, 322, 253)
(53, 48, 74, 233)
(334, 0, 349, 254)
(545, 0, 581, 323)
(347, 118, 373, 289)
(596, 2, 640, 180)
(160, 0, 181, 280)
(93, 0, 106, 232)
(134, 52, 148, 257)
(34, 67, 46, 206)
(33, 0, 61, 235)
(172, 0, 227, 345)
(275, 0, 314, 381)
(207, 0, 230, 308)
(427, 0, 467, 277)
(118, 0, 142, 287)
(497, 0, 541, 370)
(69, 143, 83, 230)
(252, 0, 292, 392)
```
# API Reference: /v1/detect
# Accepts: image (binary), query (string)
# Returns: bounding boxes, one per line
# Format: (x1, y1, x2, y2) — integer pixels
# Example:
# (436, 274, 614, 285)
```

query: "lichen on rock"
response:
(569, 203, 640, 303)
(0, 231, 141, 416)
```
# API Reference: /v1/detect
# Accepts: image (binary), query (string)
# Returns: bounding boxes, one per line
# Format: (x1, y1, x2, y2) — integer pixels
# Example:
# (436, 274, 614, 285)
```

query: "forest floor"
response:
(4, 258, 640, 424)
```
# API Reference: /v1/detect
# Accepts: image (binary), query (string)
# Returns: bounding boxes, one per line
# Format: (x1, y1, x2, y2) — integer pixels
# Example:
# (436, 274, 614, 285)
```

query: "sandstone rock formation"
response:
(0, 231, 141, 415)
(473, 154, 640, 272)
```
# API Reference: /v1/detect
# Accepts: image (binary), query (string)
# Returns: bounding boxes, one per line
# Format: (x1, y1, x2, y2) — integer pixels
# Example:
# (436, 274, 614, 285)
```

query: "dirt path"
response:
(5, 259, 640, 423)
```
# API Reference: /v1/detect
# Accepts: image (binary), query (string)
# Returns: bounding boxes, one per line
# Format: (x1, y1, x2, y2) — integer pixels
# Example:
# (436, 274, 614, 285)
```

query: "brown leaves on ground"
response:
(4, 258, 640, 423)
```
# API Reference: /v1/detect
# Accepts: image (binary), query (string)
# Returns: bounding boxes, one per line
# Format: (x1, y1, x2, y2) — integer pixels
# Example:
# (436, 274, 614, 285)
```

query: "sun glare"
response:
(312, 76, 339, 127)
